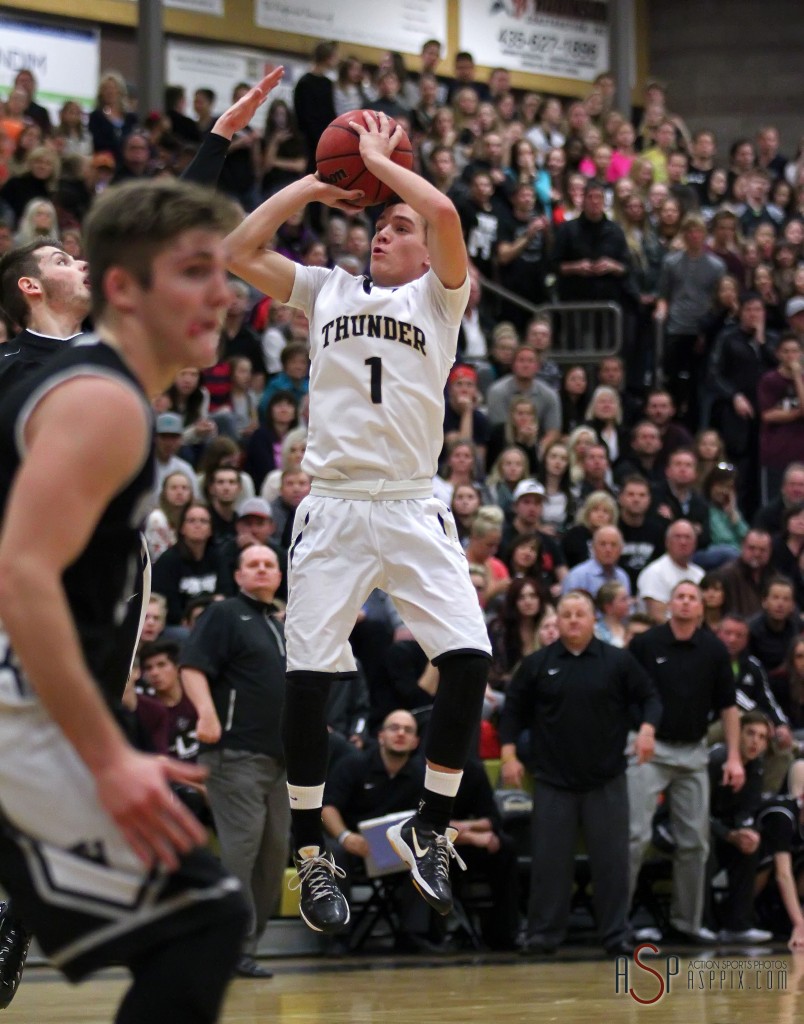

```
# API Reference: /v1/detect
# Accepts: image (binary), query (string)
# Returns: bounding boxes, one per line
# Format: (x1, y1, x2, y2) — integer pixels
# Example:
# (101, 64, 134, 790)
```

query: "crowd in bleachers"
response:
(2, 37, 804, 952)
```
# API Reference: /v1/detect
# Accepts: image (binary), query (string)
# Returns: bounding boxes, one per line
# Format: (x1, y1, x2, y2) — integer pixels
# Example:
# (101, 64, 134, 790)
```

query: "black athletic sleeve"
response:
(180, 132, 231, 187)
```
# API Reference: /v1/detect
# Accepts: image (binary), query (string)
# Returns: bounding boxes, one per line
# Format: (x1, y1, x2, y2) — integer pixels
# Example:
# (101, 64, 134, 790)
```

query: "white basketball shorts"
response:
(284, 493, 491, 673)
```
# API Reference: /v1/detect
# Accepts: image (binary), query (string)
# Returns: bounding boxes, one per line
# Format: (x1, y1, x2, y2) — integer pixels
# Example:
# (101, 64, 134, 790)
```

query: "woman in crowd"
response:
(608, 120, 637, 183)
(243, 388, 299, 492)
(552, 170, 586, 224)
(781, 636, 804, 730)
(151, 503, 220, 626)
(753, 263, 786, 332)
(145, 470, 194, 562)
(506, 531, 565, 599)
(693, 428, 728, 490)
(451, 482, 482, 548)
(333, 56, 369, 117)
(702, 463, 748, 557)
(261, 98, 307, 198)
(594, 580, 630, 648)
(225, 355, 260, 443)
(700, 276, 740, 365)
(699, 167, 729, 223)
(700, 573, 727, 632)
(0, 145, 59, 223)
(537, 440, 574, 536)
(164, 366, 219, 454)
(88, 69, 138, 160)
(559, 365, 590, 435)
(54, 99, 93, 159)
(464, 505, 510, 609)
(561, 490, 618, 568)
(259, 425, 308, 504)
(656, 195, 684, 252)
(536, 146, 568, 219)
(566, 425, 598, 489)
(772, 503, 804, 580)
(526, 96, 565, 165)
(505, 138, 539, 196)
(628, 155, 655, 196)
(6, 123, 43, 179)
(13, 197, 59, 244)
(584, 385, 626, 467)
(488, 577, 549, 689)
(419, 106, 463, 173)
(487, 446, 530, 519)
(434, 438, 488, 505)
(486, 396, 540, 475)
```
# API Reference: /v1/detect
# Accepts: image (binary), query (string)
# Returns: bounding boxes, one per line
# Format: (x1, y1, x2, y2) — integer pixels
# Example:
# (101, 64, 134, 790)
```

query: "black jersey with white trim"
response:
(0, 339, 155, 706)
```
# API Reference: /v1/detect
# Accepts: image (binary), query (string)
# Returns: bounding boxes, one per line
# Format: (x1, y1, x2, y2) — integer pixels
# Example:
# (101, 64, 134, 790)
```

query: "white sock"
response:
(287, 782, 325, 810)
(424, 766, 462, 798)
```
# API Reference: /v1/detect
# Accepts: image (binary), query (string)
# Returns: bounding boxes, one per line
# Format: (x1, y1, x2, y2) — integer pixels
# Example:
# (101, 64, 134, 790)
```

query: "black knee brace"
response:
(425, 651, 489, 768)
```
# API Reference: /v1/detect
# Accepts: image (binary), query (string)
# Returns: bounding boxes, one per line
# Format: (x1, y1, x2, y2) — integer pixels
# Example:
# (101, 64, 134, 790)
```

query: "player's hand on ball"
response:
(311, 174, 365, 211)
(350, 110, 402, 161)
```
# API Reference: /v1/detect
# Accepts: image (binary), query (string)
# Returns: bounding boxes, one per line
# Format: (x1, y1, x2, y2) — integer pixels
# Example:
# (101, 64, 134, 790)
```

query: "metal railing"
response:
(477, 275, 623, 363)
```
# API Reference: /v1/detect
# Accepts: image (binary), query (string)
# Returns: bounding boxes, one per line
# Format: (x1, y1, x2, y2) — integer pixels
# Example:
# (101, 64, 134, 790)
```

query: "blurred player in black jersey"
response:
(0, 178, 250, 1023)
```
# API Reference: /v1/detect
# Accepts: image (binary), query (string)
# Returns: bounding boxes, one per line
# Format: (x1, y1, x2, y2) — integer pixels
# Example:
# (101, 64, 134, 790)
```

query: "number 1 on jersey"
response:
(365, 357, 383, 404)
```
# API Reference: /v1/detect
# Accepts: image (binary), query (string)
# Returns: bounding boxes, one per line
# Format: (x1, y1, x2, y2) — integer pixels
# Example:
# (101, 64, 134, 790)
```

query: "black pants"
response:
(526, 774, 630, 948)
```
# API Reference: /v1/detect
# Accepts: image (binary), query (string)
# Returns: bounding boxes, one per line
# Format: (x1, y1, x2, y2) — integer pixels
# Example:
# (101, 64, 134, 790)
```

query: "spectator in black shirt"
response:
(151, 503, 220, 626)
(181, 544, 288, 978)
(617, 476, 666, 589)
(705, 712, 774, 942)
(651, 447, 712, 551)
(500, 591, 660, 955)
(627, 580, 743, 943)
(754, 462, 804, 536)
(715, 614, 793, 794)
(294, 41, 339, 174)
(749, 576, 802, 697)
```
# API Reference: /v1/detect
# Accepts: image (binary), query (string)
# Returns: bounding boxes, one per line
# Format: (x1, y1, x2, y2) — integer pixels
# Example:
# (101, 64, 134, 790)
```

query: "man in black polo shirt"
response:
(322, 709, 425, 948)
(499, 591, 661, 955)
(627, 580, 745, 944)
(181, 543, 288, 979)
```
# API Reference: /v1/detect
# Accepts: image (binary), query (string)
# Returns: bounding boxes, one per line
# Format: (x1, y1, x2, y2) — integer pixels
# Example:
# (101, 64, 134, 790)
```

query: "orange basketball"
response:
(315, 110, 414, 208)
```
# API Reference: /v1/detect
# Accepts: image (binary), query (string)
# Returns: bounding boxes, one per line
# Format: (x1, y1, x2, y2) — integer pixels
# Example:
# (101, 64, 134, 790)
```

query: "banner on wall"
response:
(0, 17, 99, 113)
(459, 0, 610, 82)
(165, 0, 224, 14)
(166, 41, 307, 131)
(254, 0, 447, 57)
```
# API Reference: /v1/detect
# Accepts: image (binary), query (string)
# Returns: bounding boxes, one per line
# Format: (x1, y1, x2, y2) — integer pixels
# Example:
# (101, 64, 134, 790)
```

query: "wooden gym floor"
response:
(4, 948, 802, 1024)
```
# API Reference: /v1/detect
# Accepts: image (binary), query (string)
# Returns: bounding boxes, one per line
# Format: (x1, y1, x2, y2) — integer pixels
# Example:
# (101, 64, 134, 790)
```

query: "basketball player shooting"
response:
(225, 109, 492, 934)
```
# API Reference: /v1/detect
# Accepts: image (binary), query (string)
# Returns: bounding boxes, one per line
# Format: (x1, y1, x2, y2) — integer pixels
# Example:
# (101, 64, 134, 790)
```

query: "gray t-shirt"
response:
(659, 250, 725, 335)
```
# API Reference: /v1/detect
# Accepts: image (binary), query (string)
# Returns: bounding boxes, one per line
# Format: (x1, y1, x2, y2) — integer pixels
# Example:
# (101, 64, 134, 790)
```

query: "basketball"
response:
(315, 110, 414, 208)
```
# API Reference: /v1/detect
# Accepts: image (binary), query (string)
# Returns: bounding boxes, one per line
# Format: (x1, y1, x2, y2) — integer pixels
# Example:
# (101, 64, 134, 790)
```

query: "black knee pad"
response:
(425, 651, 490, 768)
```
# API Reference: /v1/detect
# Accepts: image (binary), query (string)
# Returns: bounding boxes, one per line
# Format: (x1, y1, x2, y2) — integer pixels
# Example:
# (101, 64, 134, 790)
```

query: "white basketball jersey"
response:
(289, 266, 469, 481)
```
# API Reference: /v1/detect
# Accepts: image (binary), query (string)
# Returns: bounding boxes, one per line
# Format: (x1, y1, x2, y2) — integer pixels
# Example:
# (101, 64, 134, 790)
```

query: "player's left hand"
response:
(350, 110, 401, 162)
(214, 66, 285, 140)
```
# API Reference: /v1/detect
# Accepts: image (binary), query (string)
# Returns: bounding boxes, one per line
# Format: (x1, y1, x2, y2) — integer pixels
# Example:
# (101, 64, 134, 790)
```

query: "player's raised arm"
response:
(352, 111, 468, 289)
(224, 175, 364, 301)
